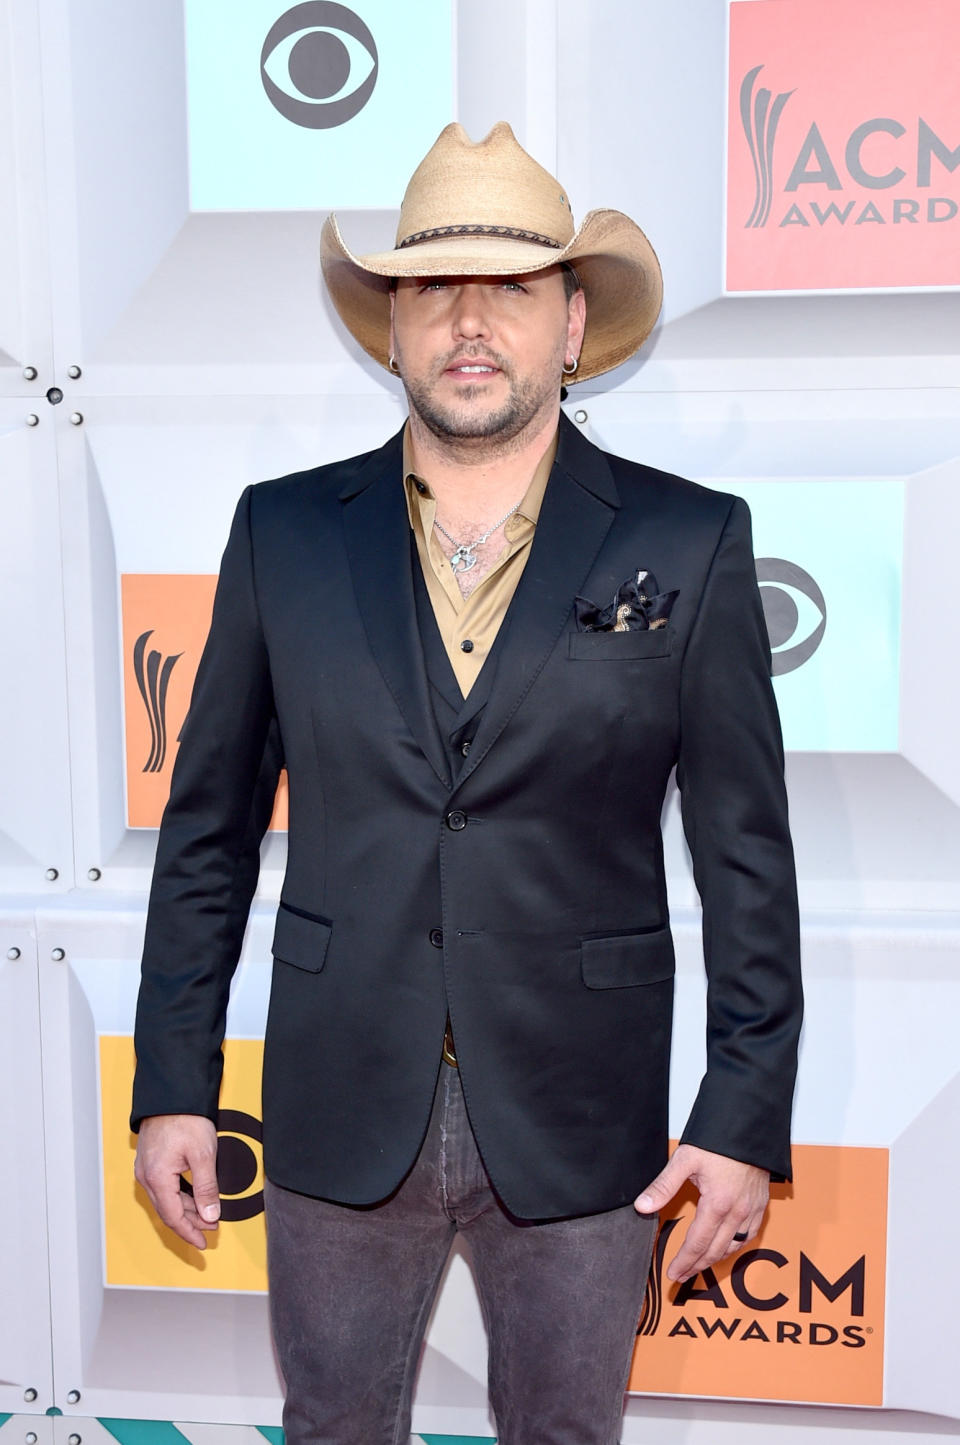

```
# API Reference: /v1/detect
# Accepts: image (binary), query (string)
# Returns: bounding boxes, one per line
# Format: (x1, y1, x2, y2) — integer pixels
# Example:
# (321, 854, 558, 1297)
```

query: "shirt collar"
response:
(402, 423, 558, 529)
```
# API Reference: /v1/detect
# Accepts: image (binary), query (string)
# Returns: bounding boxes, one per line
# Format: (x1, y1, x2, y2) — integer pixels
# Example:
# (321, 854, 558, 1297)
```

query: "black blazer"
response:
(132, 414, 802, 1220)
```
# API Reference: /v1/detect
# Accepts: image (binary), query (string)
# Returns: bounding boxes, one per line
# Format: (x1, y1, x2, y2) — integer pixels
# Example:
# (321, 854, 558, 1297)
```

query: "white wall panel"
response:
(0, 407, 74, 893)
(37, 903, 283, 1426)
(58, 393, 404, 894)
(0, 1420, 54, 1445)
(0, 912, 53, 1417)
(0, 0, 53, 385)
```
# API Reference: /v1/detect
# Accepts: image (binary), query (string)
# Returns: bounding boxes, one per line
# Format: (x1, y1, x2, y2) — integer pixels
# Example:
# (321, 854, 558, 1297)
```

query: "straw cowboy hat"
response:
(320, 121, 663, 384)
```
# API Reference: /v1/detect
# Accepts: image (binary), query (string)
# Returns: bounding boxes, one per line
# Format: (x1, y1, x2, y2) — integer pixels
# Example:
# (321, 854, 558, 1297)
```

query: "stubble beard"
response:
(398, 344, 565, 451)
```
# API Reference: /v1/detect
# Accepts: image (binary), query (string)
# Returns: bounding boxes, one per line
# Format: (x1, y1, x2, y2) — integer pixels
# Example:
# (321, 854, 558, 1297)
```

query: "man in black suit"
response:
(132, 122, 802, 1444)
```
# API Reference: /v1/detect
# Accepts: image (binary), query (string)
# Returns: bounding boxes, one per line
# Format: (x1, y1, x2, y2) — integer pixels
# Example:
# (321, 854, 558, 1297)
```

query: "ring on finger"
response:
(732, 1230, 749, 1243)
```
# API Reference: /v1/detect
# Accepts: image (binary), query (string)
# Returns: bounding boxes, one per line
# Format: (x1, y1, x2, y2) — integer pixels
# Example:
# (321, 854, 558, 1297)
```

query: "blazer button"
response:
(446, 809, 467, 831)
(460, 739, 472, 757)
(429, 928, 444, 948)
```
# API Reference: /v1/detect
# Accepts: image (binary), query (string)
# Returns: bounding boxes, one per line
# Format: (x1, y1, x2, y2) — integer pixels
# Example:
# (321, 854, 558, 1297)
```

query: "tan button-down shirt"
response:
(403, 428, 558, 696)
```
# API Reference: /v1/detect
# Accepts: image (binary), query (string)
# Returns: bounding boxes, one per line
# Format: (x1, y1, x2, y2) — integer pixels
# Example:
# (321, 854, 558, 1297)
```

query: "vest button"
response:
(446, 809, 467, 831)
(429, 928, 444, 948)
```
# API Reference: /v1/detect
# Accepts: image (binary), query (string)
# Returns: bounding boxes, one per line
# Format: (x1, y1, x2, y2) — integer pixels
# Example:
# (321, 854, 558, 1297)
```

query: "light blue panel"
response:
(185, 0, 454, 210)
(707, 479, 903, 753)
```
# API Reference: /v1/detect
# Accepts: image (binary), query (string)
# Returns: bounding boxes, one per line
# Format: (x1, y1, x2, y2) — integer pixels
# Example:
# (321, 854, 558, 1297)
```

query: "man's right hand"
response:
(134, 1114, 220, 1250)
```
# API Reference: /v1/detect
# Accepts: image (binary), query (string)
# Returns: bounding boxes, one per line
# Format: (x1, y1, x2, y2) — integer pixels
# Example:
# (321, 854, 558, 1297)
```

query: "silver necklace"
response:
(433, 504, 521, 574)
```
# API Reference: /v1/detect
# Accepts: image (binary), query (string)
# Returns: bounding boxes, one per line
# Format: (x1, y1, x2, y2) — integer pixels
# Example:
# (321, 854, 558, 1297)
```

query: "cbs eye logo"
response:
(181, 1108, 264, 1221)
(261, 2, 379, 128)
(755, 558, 827, 675)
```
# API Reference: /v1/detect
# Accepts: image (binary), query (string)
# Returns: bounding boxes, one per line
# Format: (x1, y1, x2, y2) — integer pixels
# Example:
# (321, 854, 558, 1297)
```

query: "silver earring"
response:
(388, 354, 400, 374)
(562, 356, 578, 375)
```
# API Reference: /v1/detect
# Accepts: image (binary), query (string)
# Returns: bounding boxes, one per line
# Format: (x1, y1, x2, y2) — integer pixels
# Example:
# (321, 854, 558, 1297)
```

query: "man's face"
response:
(388, 265, 585, 445)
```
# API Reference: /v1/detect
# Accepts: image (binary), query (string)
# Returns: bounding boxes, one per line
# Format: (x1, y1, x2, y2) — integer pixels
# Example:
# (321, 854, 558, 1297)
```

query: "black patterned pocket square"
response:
(575, 569, 679, 634)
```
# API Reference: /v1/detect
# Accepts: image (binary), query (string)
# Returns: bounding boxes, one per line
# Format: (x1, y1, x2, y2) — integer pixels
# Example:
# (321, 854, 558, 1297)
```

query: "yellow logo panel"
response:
(101, 1035, 269, 1291)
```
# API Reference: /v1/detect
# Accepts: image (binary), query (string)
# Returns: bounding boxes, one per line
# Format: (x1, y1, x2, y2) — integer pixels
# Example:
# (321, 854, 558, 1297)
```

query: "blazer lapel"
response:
(340, 430, 451, 787)
(454, 415, 620, 787)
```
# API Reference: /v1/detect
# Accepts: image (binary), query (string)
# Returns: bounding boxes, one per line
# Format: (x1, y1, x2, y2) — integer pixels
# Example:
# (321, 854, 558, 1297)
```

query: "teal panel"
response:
(98, 1422, 190, 1444)
(705, 477, 904, 751)
(184, 0, 454, 210)
(0, 1417, 11, 1429)
(418, 1436, 498, 1444)
(256, 1429, 285, 1443)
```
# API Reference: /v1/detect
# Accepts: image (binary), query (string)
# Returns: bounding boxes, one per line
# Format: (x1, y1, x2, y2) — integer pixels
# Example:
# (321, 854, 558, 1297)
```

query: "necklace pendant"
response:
(450, 545, 477, 574)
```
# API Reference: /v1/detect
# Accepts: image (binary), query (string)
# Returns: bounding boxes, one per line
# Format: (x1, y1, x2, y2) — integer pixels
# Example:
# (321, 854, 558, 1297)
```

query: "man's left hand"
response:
(634, 1144, 769, 1284)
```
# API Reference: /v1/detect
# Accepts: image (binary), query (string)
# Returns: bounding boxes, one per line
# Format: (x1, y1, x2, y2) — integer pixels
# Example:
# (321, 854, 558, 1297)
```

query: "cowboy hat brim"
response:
(320, 208, 663, 384)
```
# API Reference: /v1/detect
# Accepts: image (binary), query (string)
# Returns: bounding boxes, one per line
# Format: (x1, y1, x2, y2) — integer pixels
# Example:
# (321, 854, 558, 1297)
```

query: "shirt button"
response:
(460, 639, 474, 653)
(446, 809, 467, 831)
(429, 928, 444, 948)
(414, 479, 428, 495)
(460, 739, 472, 757)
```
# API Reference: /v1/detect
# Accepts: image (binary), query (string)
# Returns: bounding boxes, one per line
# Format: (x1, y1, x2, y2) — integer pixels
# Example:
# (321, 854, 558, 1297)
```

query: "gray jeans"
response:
(265, 1063, 656, 1445)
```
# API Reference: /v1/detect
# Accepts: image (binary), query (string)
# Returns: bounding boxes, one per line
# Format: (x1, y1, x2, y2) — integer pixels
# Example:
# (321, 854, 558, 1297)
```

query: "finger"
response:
(147, 1170, 210, 1249)
(180, 1193, 220, 1232)
(183, 1136, 221, 1225)
(665, 1203, 728, 1281)
(635, 1153, 694, 1214)
(669, 1204, 768, 1283)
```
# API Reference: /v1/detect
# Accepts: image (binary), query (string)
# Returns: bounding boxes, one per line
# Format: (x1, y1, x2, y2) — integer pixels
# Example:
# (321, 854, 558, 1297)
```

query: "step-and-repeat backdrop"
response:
(2, 0, 959, 1440)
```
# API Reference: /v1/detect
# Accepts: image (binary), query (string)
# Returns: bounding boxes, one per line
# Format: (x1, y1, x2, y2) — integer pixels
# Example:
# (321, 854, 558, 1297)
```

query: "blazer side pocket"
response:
(568, 628, 673, 660)
(272, 902, 333, 973)
(580, 927, 675, 989)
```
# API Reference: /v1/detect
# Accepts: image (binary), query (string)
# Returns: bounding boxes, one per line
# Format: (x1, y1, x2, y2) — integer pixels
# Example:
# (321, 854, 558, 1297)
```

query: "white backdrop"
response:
(2, 0, 959, 1439)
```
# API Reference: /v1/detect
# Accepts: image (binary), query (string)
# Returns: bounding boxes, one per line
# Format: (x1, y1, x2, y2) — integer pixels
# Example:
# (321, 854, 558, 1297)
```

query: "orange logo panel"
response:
(629, 1144, 887, 1406)
(121, 574, 287, 830)
(727, 0, 960, 291)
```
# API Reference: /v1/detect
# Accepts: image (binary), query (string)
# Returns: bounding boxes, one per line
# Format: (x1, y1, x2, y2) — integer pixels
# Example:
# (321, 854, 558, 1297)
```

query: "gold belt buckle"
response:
(442, 1016, 458, 1067)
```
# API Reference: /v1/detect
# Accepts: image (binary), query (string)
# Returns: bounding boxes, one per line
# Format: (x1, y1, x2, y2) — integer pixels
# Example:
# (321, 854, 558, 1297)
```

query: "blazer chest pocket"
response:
(568, 628, 673, 661)
(272, 902, 333, 973)
(580, 927, 675, 988)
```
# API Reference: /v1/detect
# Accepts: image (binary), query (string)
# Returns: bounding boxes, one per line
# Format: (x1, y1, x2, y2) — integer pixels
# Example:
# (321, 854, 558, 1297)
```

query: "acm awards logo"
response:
(640, 1218, 868, 1351)
(260, 2, 378, 127)
(628, 1146, 887, 1406)
(739, 64, 959, 233)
